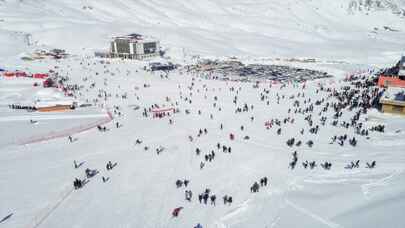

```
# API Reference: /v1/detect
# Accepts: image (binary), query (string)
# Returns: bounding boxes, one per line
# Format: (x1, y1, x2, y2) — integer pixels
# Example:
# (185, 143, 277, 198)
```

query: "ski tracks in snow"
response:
(283, 176, 343, 228)
(29, 184, 74, 228)
(215, 199, 251, 228)
(284, 199, 343, 228)
(361, 169, 405, 200)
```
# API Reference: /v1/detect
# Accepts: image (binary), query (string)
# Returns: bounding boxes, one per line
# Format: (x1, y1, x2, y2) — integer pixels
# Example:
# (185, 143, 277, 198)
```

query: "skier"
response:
(102, 176, 109, 183)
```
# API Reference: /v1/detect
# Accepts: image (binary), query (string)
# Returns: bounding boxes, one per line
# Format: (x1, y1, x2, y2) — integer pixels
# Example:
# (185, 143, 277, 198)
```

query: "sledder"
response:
(366, 161, 376, 169)
(85, 168, 99, 178)
(172, 207, 183, 217)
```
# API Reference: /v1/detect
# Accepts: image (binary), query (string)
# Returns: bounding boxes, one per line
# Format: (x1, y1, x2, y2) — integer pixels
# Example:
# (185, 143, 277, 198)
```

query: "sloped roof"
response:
(380, 87, 405, 106)
(401, 56, 405, 67)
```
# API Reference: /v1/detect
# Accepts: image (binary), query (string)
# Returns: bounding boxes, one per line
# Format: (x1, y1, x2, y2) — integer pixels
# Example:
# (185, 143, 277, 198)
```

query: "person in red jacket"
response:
(172, 207, 183, 217)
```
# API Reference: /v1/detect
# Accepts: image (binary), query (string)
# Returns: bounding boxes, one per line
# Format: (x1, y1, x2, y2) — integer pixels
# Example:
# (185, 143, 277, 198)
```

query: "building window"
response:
(143, 42, 157, 54)
(116, 40, 130, 53)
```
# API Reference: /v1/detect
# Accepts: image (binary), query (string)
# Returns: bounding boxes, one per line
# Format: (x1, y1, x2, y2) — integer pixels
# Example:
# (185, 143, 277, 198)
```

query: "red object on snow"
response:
(172, 207, 183, 217)
(33, 73, 48, 79)
(3, 72, 15, 77)
(3, 71, 29, 77)
(15, 71, 28, 77)
(151, 107, 175, 113)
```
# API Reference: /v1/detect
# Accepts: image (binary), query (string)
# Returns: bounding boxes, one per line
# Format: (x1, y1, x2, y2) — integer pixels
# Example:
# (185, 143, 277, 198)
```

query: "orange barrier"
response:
(37, 105, 73, 112)
(33, 73, 48, 79)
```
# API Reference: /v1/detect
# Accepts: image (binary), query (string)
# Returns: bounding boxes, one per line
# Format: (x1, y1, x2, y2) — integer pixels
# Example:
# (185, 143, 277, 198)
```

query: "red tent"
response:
(151, 107, 175, 113)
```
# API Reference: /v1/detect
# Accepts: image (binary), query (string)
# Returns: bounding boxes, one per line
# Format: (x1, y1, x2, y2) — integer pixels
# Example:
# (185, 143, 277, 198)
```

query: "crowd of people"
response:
(44, 56, 387, 227)
(8, 104, 36, 111)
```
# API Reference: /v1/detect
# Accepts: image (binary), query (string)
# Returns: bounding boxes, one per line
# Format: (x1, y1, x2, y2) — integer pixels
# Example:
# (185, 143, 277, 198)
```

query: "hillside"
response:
(0, 0, 404, 63)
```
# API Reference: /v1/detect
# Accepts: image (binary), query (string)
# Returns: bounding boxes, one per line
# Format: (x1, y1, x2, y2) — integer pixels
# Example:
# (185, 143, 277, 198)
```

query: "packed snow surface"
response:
(0, 58, 404, 228)
(0, 0, 405, 228)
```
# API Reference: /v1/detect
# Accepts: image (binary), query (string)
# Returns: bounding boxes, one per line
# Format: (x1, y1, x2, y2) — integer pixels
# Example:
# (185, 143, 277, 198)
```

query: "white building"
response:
(110, 33, 160, 60)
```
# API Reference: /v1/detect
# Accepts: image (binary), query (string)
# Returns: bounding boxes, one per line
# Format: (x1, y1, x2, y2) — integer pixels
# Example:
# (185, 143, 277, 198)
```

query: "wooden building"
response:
(380, 87, 405, 115)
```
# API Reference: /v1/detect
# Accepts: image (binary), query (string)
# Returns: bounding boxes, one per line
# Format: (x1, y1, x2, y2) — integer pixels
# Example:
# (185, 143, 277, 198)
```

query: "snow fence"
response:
(17, 111, 113, 145)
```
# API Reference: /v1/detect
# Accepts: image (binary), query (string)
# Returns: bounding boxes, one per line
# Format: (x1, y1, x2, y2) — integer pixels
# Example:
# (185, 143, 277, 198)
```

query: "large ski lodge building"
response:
(109, 33, 159, 60)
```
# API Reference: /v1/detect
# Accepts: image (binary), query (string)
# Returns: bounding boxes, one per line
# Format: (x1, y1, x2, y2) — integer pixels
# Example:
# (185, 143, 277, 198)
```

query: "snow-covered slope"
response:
(0, 0, 404, 63)
(1, 1, 405, 228)
(1, 58, 405, 228)
(349, 0, 405, 15)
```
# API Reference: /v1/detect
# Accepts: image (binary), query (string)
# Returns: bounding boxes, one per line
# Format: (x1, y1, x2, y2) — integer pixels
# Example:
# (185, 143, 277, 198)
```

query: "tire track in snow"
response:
(361, 169, 404, 200)
(30, 185, 74, 228)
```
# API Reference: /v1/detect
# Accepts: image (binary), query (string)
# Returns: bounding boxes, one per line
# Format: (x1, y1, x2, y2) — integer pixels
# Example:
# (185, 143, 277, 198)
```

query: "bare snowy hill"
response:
(0, 0, 404, 63)
(349, 0, 405, 15)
